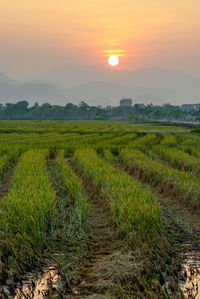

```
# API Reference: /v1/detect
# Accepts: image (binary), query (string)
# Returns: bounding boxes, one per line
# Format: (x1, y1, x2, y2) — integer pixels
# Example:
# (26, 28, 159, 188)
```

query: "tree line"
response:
(0, 101, 199, 121)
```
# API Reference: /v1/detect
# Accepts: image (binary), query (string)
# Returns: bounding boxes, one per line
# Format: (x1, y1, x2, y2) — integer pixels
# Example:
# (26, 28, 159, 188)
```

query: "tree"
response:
(79, 101, 90, 119)
(14, 101, 29, 109)
(33, 102, 39, 109)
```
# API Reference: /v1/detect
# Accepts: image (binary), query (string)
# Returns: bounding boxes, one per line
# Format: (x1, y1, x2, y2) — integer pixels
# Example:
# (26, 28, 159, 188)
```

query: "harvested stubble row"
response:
(56, 150, 88, 229)
(73, 148, 160, 240)
(120, 148, 200, 209)
(150, 146, 200, 176)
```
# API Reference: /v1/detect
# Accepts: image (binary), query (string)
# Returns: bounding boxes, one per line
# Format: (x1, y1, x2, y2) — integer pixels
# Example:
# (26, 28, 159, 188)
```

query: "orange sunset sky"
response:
(1, 0, 200, 78)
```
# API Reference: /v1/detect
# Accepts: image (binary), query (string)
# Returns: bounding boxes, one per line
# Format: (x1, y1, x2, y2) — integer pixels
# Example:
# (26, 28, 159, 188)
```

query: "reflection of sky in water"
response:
(180, 249, 200, 299)
(14, 266, 60, 299)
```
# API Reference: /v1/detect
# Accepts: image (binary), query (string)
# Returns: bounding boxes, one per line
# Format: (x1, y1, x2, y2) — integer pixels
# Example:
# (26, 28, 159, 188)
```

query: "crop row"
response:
(73, 148, 160, 240)
(0, 148, 20, 177)
(149, 145, 200, 176)
(0, 149, 56, 253)
(99, 133, 138, 146)
(55, 150, 88, 230)
(159, 134, 177, 147)
(119, 148, 200, 209)
(178, 134, 200, 157)
(129, 133, 159, 151)
(0, 147, 91, 285)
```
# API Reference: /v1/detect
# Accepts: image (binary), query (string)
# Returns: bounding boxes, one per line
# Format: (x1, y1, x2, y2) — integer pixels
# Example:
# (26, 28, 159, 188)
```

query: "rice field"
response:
(0, 120, 199, 298)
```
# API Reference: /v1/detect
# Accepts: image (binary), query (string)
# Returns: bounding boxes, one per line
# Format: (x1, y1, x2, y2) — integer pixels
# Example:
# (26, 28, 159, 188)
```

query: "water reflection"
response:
(14, 266, 60, 299)
(180, 248, 200, 299)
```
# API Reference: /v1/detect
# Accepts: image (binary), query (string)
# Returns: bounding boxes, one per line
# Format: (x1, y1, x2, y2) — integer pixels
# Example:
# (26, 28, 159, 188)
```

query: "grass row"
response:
(159, 134, 177, 147)
(55, 150, 88, 231)
(178, 133, 200, 157)
(0, 148, 21, 182)
(73, 148, 161, 241)
(0, 149, 57, 285)
(129, 133, 159, 151)
(0, 149, 56, 252)
(150, 145, 200, 177)
(0, 148, 90, 287)
(119, 148, 200, 209)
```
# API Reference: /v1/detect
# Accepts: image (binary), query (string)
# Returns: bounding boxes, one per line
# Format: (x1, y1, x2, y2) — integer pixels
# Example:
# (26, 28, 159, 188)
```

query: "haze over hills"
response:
(0, 72, 18, 85)
(0, 73, 67, 105)
(66, 81, 162, 106)
(0, 67, 200, 106)
(47, 66, 200, 105)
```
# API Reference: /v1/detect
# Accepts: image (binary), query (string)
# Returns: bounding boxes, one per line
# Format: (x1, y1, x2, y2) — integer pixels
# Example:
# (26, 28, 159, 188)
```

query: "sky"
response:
(1, 0, 200, 79)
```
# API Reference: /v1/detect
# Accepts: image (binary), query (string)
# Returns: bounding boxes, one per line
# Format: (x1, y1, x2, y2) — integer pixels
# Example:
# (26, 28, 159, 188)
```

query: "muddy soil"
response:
(66, 171, 125, 298)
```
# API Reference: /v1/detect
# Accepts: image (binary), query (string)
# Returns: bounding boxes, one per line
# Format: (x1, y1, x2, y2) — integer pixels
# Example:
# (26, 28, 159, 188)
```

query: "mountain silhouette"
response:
(1, 67, 200, 106)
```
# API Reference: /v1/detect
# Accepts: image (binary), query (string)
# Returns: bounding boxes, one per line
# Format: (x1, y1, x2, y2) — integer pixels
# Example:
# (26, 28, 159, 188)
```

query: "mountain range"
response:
(0, 66, 200, 106)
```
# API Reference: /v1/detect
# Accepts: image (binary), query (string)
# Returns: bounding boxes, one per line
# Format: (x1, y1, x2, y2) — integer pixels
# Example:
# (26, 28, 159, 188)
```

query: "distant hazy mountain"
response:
(0, 72, 18, 85)
(45, 65, 200, 105)
(0, 79, 67, 105)
(66, 81, 162, 106)
(45, 64, 125, 88)
(1, 66, 200, 106)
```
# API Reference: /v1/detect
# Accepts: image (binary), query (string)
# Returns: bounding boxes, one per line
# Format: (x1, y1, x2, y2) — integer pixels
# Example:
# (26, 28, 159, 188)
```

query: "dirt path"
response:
(69, 180, 124, 299)
(158, 193, 200, 231)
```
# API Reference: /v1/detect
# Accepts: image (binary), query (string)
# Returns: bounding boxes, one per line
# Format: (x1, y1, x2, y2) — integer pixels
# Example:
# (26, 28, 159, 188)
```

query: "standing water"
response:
(179, 244, 200, 299)
(13, 265, 61, 298)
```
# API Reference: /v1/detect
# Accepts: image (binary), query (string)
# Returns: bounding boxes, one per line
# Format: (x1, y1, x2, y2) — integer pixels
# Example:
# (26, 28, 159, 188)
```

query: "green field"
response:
(0, 120, 199, 298)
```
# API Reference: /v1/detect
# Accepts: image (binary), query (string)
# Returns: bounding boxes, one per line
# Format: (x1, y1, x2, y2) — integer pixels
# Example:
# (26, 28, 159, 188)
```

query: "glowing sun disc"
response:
(108, 55, 119, 66)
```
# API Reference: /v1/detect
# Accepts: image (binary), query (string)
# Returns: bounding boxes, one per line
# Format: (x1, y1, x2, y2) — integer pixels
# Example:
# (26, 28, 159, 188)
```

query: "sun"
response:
(108, 55, 119, 67)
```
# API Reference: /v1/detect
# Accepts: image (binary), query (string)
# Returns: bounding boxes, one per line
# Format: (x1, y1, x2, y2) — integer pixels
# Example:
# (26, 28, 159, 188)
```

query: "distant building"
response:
(135, 103, 145, 108)
(105, 105, 112, 112)
(120, 98, 133, 107)
(181, 104, 200, 111)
